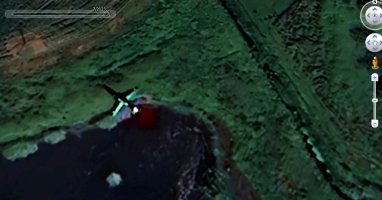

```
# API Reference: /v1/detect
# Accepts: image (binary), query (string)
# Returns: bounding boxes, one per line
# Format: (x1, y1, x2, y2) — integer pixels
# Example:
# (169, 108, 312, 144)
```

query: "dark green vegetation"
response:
(0, 0, 380, 199)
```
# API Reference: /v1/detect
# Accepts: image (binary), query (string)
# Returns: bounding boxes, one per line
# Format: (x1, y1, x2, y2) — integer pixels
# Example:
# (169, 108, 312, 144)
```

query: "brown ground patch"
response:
(4, 32, 47, 58)
(0, 0, 152, 77)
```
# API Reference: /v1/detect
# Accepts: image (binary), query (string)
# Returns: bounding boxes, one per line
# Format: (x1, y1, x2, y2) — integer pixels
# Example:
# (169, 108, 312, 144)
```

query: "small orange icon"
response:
(373, 56, 379, 70)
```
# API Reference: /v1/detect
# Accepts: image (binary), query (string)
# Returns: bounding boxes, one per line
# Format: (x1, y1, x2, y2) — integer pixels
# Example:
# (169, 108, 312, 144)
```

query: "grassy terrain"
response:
(0, 0, 381, 199)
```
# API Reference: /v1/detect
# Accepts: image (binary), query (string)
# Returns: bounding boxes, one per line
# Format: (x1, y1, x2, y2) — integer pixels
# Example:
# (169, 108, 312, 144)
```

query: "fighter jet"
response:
(100, 84, 140, 117)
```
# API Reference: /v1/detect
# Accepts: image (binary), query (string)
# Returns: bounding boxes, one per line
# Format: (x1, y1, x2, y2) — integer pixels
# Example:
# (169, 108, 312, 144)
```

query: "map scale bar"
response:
(4, 10, 116, 19)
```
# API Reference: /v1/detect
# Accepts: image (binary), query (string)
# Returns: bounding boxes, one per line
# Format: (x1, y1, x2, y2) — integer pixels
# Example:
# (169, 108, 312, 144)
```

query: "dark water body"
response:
(0, 106, 215, 200)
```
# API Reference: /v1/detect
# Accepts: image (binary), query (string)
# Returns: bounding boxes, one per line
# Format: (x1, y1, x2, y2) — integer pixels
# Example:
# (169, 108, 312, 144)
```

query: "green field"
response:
(0, 0, 381, 199)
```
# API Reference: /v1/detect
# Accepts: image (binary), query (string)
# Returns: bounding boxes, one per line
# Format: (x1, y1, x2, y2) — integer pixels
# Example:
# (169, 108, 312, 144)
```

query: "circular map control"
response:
(366, 33, 382, 52)
(361, 2, 382, 30)
(366, 6, 382, 25)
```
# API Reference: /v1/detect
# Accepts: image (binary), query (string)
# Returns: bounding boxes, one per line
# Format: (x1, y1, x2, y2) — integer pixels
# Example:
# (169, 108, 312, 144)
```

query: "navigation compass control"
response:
(365, 33, 382, 52)
(366, 6, 382, 25)
(361, 1, 382, 30)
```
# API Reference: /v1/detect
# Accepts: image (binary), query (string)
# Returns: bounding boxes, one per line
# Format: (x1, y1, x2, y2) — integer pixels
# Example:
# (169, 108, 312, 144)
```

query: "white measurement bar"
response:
(4, 10, 116, 19)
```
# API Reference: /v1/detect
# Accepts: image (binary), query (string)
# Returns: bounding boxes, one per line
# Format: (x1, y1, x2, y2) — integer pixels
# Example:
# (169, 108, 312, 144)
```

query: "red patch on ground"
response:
(137, 105, 157, 129)
(118, 105, 158, 130)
